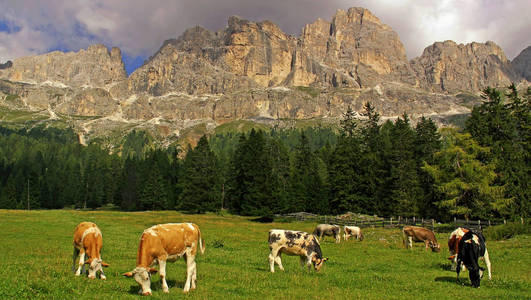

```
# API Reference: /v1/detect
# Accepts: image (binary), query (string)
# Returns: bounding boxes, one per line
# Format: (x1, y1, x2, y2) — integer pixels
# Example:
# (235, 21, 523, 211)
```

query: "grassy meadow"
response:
(0, 210, 529, 299)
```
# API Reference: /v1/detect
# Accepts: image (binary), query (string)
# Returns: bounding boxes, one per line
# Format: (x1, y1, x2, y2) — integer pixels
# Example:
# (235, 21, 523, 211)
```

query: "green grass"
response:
(295, 86, 320, 98)
(0, 210, 529, 299)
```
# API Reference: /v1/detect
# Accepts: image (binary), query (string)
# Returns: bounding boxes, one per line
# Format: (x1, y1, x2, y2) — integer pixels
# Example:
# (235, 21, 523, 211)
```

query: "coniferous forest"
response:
(0, 86, 529, 221)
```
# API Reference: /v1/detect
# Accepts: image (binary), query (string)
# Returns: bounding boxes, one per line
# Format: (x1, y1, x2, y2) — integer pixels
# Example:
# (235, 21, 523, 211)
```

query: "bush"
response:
(484, 222, 531, 240)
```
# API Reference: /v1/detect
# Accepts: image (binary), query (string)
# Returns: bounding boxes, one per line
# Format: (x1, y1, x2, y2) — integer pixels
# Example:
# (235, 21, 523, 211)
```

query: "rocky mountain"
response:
(411, 40, 520, 92)
(0, 7, 528, 148)
(512, 46, 531, 81)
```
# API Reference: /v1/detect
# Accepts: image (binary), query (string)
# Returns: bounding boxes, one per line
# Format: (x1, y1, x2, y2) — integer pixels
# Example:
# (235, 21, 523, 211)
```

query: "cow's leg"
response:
(456, 261, 462, 284)
(191, 259, 197, 290)
(75, 249, 85, 276)
(159, 259, 169, 293)
(483, 249, 492, 280)
(72, 247, 79, 272)
(268, 251, 276, 273)
(407, 236, 413, 249)
(306, 257, 312, 271)
(274, 253, 284, 271)
(424, 241, 429, 251)
(183, 252, 196, 293)
(335, 233, 340, 243)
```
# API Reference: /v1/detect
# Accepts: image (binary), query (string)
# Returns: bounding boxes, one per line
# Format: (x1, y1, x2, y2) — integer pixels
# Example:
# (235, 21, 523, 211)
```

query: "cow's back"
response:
(141, 223, 200, 259)
(403, 226, 435, 242)
(74, 222, 101, 248)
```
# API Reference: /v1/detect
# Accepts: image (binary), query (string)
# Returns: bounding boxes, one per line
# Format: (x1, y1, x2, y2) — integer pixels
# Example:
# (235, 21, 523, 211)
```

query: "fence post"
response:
(432, 219, 435, 230)
(478, 220, 481, 229)
(488, 220, 491, 227)
(521, 217, 524, 224)
(504, 219, 507, 224)
(398, 216, 401, 224)
(413, 216, 416, 225)
(390, 217, 393, 227)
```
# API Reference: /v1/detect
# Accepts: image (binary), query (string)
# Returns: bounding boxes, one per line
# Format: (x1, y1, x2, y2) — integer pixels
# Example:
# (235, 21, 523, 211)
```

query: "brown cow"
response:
(448, 227, 491, 280)
(402, 226, 441, 252)
(73, 222, 109, 279)
(123, 223, 205, 295)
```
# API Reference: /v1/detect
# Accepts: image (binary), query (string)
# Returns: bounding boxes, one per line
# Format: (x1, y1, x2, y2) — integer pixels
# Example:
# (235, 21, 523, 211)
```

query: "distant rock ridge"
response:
(512, 46, 531, 81)
(0, 7, 529, 146)
(411, 40, 520, 92)
(0, 44, 126, 88)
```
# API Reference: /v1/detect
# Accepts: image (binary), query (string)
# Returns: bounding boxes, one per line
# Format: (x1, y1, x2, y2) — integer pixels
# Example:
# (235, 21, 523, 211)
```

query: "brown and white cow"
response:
(268, 229, 328, 272)
(402, 226, 441, 252)
(448, 227, 491, 280)
(123, 223, 205, 295)
(73, 222, 109, 279)
(313, 224, 341, 243)
(343, 226, 364, 241)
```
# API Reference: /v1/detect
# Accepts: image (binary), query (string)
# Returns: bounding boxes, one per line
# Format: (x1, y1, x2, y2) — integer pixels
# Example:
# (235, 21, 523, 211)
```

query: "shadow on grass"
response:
(127, 279, 179, 295)
(437, 262, 454, 271)
(434, 276, 470, 287)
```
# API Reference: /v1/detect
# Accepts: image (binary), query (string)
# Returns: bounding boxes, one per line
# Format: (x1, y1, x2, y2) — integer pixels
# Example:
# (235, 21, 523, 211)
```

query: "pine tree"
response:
(179, 135, 221, 213)
(423, 129, 508, 220)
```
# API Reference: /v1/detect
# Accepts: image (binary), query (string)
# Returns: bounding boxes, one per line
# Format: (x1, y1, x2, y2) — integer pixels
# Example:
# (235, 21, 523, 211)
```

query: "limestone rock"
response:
(512, 46, 531, 81)
(0, 44, 126, 88)
(411, 40, 520, 92)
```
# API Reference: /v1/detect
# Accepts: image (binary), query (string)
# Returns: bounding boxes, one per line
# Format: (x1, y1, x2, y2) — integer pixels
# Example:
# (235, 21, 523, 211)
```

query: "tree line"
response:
(0, 85, 529, 221)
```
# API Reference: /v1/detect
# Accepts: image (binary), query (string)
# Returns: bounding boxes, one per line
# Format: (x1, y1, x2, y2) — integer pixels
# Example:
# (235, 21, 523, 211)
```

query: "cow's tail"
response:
(198, 227, 205, 255)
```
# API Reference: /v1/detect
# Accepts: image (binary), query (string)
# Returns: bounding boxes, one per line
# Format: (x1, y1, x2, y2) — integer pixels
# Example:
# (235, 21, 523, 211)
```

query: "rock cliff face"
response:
(411, 40, 520, 92)
(127, 7, 417, 97)
(0, 44, 126, 88)
(512, 46, 531, 81)
(0, 7, 529, 146)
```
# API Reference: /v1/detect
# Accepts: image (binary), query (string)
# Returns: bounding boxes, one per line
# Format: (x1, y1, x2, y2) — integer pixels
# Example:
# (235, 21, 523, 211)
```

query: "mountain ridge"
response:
(0, 7, 529, 147)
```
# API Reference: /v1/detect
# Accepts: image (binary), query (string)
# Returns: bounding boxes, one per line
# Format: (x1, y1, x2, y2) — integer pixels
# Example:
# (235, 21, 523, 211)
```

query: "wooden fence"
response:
(276, 212, 512, 231)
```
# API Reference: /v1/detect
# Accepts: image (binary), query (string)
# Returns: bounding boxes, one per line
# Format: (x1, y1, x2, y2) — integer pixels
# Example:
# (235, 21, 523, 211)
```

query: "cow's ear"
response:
(148, 268, 158, 274)
(122, 272, 133, 277)
(101, 261, 110, 267)
(84, 258, 93, 265)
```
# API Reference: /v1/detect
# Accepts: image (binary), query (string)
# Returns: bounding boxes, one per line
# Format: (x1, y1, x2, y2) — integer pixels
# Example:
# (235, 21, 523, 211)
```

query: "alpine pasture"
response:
(0, 210, 529, 299)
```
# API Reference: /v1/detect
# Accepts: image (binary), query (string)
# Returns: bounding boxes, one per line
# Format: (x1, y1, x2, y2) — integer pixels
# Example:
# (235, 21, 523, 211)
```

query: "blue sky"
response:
(1, 0, 529, 76)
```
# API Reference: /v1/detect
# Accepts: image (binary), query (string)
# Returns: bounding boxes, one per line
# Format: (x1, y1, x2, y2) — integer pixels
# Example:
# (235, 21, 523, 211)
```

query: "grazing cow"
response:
(123, 223, 205, 295)
(456, 230, 487, 288)
(313, 224, 341, 243)
(73, 222, 109, 279)
(402, 226, 441, 252)
(268, 229, 328, 272)
(449, 227, 491, 280)
(343, 226, 364, 241)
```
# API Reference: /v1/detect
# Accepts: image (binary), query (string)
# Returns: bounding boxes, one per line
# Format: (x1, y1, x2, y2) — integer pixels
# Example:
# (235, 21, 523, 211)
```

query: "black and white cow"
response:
(268, 229, 328, 272)
(456, 230, 487, 288)
(313, 224, 341, 243)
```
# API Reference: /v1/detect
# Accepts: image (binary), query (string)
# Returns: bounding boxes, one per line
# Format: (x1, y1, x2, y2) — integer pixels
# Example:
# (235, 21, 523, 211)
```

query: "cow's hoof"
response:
(100, 275, 106, 280)
(142, 291, 152, 296)
(162, 289, 169, 293)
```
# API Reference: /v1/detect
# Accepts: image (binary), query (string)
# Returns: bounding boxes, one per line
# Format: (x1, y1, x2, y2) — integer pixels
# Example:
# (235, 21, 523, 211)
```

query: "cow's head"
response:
(84, 258, 109, 279)
(429, 241, 441, 252)
(469, 267, 484, 288)
(123, 267, 157, 296)
(312, 257, 328, 272)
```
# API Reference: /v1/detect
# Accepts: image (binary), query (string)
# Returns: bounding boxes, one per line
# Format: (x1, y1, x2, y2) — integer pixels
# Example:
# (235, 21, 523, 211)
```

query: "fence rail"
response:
(276, 212, 510, 231)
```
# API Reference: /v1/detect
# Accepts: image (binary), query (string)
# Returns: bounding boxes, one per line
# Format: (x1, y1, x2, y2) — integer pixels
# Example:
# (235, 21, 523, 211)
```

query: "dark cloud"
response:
(0, 0, 529, 72)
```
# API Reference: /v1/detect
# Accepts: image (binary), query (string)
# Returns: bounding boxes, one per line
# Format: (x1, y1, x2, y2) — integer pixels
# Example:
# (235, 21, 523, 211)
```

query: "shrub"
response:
(484, 222, 531, 240)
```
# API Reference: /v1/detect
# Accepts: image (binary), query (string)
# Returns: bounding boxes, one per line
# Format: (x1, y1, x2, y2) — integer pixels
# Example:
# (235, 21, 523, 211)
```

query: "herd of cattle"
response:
(73, 221, 491, 296)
